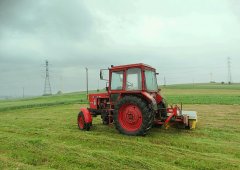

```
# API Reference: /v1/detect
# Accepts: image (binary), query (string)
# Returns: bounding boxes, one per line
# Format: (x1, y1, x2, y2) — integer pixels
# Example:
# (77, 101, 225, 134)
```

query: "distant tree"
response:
(57, 90, 63, 95)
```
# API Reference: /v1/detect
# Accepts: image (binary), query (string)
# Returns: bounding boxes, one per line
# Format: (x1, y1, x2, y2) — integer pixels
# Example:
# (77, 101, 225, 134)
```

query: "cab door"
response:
(109, 70, 125, 105)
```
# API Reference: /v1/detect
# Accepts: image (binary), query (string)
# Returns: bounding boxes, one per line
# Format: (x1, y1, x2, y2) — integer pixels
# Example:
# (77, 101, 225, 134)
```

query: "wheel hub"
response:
(118, 104, 143, 132)
(126, 107, 140, 123)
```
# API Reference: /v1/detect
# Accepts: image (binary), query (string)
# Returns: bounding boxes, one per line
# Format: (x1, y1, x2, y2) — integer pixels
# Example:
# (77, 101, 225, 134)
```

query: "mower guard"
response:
(181, 111, 197, 129)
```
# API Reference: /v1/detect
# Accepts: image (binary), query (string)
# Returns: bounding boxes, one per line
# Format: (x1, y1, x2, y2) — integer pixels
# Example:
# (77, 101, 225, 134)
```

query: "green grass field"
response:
(0, 83, 240, 169)
(161, 83, 240, 105)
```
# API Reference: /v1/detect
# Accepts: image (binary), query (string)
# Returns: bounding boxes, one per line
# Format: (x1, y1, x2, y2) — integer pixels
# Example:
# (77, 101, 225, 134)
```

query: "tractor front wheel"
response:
(77, 111, 91, 131)
(114, 96, 154, 136)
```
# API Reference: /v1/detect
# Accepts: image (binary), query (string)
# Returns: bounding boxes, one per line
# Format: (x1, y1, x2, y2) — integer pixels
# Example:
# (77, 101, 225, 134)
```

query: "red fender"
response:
(141, 92, 158, 111)
(80, 108, 92, 123)
(155, 93, 163, 104)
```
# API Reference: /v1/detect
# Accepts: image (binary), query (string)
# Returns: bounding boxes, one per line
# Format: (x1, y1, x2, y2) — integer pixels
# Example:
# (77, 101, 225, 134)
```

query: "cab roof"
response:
(110, 63, 155, 71)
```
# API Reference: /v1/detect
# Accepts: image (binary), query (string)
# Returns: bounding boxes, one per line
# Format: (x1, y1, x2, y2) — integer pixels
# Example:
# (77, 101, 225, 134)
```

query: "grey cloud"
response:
(0, 0, 239, 97)
(0, 0, 93, 40)
(229, 0, 240, 21)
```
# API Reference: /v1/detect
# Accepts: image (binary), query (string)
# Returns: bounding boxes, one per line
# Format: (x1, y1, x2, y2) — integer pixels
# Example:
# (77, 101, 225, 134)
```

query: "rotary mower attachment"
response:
(158, 105, 197, 130)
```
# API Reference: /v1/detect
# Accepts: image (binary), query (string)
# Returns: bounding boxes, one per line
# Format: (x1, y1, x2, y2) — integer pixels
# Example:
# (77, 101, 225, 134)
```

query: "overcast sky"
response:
(0, 0, 240, 97)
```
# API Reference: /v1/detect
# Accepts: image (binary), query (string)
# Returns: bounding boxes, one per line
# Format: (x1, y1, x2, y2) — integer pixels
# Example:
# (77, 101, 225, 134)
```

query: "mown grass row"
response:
(0, 100, 88, 112)
(0, 92, 88, 111)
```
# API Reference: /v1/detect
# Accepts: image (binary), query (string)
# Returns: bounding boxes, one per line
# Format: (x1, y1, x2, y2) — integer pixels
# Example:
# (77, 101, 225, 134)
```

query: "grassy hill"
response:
(0, 92, 87, 112)
(163, 83, 240, 90)
(161, 83, 240, 105)
(0, 84, 240, 169)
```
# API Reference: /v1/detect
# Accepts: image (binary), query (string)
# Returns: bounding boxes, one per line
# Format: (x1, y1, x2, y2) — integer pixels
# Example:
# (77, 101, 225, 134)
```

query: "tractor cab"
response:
(100, 64, 162, 106)
(112, 65, 158, 93)
(101, 63, 158, 92)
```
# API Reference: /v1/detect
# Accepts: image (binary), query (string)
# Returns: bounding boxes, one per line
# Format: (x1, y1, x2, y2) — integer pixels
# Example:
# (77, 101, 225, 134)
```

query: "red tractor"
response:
(77, 63, 197, 136)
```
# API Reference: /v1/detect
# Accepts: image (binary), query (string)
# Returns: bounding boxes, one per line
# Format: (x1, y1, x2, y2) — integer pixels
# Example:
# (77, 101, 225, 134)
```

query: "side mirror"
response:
(100, 69, 109, 81)
(100, 70, 103, 80)
(156, 72, 159, 75)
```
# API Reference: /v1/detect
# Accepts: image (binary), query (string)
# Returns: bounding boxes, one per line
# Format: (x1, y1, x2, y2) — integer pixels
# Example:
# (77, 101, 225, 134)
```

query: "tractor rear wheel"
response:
(77, 111, 91, 131)
(114, 96, 154, 136)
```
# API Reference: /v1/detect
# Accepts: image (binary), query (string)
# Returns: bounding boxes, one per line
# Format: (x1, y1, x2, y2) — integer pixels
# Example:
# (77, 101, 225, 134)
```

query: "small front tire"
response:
(77, 111, 91, 131)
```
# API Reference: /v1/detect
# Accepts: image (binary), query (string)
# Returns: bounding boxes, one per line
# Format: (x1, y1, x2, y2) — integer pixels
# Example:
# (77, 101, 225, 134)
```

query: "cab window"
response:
(126, 68, 142, 90)
(111, 71, 123, 90)
(145, 70, 158, 91)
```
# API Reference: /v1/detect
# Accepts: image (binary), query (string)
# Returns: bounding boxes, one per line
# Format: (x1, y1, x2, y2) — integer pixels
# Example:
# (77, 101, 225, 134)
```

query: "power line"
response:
(164, 76, 166, 86)
(227, 57, 232, 84)
(210, 72, 213, 82)
(43, 60, 52, 96)
(22, 87, 24, 98)
(85, 67, 88, 99)
(97, 80, 100, 91)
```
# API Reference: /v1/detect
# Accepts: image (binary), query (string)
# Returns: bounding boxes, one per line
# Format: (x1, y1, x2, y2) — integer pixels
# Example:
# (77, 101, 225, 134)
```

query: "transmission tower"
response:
(43, 60, 52, 96)
(227, 57, 232, 84)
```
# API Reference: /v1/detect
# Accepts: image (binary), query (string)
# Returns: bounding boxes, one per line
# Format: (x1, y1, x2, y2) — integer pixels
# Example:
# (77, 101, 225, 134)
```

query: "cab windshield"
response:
(145, 70, 158, 91)
(126, 68, 142, 90)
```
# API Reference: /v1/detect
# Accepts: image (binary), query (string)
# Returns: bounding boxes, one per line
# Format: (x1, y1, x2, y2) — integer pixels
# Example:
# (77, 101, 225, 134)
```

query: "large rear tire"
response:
(77, 111, 91, 131)
(113, 96, 154, 136)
